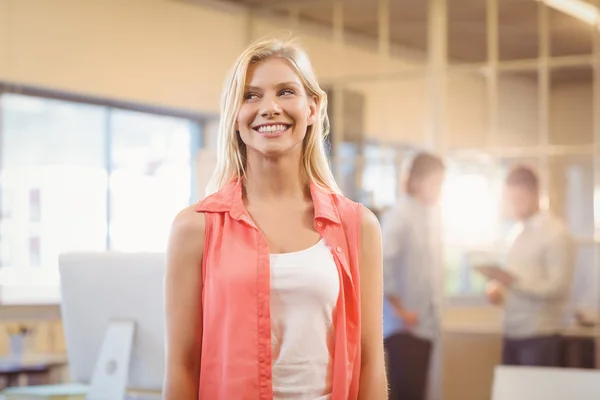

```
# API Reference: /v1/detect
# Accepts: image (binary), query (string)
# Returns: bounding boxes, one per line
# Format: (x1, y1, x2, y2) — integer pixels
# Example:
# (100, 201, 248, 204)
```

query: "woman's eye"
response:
(244, 93, 258, 100)
(280, 89, 294, 96)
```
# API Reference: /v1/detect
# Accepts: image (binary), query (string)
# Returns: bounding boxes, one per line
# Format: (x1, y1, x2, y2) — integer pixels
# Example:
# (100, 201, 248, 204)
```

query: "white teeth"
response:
(257, 124, 288, 134)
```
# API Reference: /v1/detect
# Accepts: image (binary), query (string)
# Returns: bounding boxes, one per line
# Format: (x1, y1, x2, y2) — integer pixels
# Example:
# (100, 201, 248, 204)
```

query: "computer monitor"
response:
(59, 252, 166, 399)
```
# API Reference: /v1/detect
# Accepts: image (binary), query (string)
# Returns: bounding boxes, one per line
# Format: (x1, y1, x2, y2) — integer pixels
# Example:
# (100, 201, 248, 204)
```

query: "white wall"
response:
(0, 0, 9, 74)
(0, 0, 415, 116)
(0, 0, 247, 113)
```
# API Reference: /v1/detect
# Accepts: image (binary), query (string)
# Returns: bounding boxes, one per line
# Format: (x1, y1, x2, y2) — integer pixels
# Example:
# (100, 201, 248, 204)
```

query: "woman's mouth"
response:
(253, 123, 292, 138)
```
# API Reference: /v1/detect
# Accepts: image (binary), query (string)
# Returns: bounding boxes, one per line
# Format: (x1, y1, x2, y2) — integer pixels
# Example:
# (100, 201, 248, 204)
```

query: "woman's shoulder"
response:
(330, 192, 361, 212)
(329, 194, 380, 233)
(171, 204, 206, 240)
(196, 182, 239, 214)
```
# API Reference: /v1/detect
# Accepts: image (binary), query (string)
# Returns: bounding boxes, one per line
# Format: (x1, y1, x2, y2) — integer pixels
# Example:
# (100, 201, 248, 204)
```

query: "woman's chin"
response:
(247, 141, 303, 160)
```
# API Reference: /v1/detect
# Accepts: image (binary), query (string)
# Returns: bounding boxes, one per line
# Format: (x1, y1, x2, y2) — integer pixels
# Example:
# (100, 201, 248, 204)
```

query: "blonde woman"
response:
(163, 37, 387, 400)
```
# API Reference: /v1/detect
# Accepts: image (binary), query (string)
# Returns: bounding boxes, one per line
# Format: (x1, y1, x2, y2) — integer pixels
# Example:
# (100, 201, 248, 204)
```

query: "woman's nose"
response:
(259, 95, 282, 117)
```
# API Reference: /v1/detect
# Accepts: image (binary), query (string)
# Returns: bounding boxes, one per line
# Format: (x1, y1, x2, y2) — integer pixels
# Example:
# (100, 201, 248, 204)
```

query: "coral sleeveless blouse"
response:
(195, 180, 362, 400)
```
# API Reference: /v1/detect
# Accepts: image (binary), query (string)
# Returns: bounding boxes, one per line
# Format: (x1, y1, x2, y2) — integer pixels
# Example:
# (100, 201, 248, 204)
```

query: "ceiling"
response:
(210, 0, 598, 69)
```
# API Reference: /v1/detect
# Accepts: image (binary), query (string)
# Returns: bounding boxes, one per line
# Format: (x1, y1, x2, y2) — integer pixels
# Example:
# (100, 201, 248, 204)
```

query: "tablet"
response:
(473, 264, 515, 283)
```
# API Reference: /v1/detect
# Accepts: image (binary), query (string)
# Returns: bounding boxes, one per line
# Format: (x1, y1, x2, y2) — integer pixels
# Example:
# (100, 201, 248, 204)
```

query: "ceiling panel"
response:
(499, 0, 540, 61)
(390, 0, 429, 57)
(549, 7, 595, 57)
(448, 0, 487, 63)
(206, 0, 597, 78)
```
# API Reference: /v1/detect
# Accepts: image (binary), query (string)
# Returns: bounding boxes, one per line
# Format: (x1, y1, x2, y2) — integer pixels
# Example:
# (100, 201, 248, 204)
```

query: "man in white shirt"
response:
(487, 165, 575, 366)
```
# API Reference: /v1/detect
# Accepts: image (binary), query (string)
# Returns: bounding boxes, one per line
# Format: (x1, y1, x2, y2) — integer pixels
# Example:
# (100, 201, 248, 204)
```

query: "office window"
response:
(336, 142, 359, 201)
(0, 94, 108, 272)
(441, 156, 539, 295)
(362, 144, 398, 208)
(109, 109, 194, 251)
(0, 93, 201, 284)
(442, 157, 503, 295)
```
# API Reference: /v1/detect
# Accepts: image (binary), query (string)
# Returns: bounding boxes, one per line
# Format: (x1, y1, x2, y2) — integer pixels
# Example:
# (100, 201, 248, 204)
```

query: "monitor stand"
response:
(86, 319, 136, 400)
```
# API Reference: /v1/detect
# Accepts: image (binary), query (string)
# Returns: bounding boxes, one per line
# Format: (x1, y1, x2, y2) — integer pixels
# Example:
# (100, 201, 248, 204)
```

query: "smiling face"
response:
(236, 57, 317, 160)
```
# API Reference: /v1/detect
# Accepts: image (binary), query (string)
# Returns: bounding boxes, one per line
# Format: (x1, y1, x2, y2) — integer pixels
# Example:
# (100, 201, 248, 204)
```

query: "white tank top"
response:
(270, 238, 340, 400)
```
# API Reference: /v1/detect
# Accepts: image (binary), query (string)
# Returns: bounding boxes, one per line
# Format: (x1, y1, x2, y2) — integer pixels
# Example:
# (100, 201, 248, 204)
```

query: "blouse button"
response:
(336, 246, 342, 253)
(316, 220, 323, 227)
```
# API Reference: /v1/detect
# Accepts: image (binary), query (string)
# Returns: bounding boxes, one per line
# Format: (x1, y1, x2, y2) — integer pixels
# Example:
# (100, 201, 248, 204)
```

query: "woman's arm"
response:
(163, 206, 206, 400)
(358, 206, 388, 400)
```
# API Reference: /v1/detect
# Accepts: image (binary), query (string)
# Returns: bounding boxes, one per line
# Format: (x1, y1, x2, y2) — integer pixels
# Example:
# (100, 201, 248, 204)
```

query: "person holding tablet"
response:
(483, 165, 575, 367)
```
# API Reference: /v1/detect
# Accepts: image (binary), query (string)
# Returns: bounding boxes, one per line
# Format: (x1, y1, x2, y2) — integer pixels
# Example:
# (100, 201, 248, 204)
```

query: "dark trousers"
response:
(384, 332, 433, 400)
(502, 334, 563, 367)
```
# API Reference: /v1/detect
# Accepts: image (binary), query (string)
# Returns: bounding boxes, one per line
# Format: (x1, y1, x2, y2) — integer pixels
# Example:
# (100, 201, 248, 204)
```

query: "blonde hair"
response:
(206, 35, 340, 195)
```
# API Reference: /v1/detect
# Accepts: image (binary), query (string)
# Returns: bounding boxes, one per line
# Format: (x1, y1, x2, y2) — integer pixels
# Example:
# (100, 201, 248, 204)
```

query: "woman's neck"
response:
(244, 149, 308, 201)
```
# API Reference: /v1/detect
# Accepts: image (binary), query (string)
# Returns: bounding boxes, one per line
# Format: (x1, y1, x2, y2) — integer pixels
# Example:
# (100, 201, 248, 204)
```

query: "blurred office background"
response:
(0, 0, 599, 399)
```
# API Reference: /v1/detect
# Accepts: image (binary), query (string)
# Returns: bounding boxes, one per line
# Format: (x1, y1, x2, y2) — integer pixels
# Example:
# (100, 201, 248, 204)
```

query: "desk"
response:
(444, 323, 600, 368)
(1, 383, 161, 400)
(442, 323, 600, 400)
(0, 354, 67, 389)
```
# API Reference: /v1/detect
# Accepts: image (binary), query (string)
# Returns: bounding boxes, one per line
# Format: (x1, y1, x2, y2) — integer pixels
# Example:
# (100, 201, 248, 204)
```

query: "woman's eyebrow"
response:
(275, 81, 301, 88)
(245, 82, 301, 91)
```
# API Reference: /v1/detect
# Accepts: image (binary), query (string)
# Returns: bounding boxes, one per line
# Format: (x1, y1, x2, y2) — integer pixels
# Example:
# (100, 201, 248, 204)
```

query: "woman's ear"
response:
(307, 96, 317, 126)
